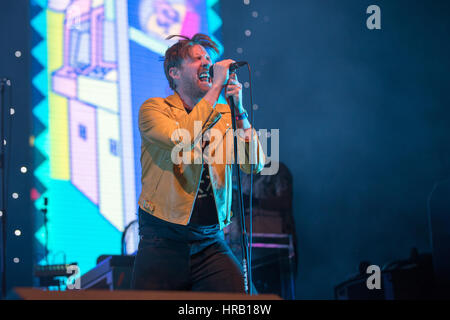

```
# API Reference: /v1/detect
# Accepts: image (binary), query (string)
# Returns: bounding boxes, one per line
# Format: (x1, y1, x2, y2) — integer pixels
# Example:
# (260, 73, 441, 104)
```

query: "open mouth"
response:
(198, 71, 210, 83)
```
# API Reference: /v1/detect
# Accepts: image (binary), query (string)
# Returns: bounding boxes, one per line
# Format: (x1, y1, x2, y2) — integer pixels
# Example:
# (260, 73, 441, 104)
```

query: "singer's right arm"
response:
(203, 83, 223, 107)
(139, 59, 235, 151)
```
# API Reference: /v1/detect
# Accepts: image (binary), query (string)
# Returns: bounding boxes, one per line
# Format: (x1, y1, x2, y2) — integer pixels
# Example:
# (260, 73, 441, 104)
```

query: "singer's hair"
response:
(164, 33, 219, 91)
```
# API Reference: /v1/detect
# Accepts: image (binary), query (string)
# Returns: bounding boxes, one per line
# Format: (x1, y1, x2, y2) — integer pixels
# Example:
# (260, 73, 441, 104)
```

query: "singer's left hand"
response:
(225, 73, 244, 113)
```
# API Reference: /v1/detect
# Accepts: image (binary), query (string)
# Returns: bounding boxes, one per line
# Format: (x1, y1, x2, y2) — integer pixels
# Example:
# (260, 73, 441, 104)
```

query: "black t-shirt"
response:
(184, 106, 218, 226)
(189, 163, 218, 226)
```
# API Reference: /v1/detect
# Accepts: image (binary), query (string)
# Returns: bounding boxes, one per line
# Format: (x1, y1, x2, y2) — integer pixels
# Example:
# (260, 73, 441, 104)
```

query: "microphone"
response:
(209, 61, 248, 78)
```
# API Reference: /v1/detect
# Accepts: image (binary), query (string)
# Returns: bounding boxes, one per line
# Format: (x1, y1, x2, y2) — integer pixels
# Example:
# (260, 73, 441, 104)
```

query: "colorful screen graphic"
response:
(30, 0, 223, 278)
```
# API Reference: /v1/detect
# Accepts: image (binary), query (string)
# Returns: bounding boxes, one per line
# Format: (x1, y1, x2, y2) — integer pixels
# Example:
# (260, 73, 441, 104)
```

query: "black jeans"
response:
(131, 208, 245, 292)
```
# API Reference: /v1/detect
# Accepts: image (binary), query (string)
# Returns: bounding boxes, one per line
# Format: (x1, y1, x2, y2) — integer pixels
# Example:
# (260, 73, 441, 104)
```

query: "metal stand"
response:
(41, 197, 49, 265)
(0, 78, 9, 299)
(228, 94, 252, 295)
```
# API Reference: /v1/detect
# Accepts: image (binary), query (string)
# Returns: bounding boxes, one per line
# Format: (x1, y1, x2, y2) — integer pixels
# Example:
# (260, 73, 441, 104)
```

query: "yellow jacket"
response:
(138, 93, 265, 229)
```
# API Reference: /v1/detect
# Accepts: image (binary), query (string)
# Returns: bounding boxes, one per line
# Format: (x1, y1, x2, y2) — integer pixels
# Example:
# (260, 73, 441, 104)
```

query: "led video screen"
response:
(30, 0, 223, 277)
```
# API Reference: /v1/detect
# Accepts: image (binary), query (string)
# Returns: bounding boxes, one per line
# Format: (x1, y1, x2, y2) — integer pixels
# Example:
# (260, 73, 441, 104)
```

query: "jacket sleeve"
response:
(237, 128, 266, 174)
(139, 98, 222, 151)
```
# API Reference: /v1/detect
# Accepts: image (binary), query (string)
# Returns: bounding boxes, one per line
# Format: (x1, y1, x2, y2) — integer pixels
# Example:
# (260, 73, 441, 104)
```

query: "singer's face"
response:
(177, 45, 212, 97)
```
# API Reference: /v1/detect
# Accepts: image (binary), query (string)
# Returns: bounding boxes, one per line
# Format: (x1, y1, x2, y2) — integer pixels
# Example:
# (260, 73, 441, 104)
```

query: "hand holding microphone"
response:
(225, 72, 244, 112)
(208, 60, 248, 113)
(209, 59, 235, 87)
(209, 61, 248, 78)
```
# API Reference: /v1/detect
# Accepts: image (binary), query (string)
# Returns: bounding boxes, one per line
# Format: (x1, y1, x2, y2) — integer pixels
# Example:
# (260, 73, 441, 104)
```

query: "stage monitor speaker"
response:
(80, 255, 134, 290)
(335, 253, 434, 300)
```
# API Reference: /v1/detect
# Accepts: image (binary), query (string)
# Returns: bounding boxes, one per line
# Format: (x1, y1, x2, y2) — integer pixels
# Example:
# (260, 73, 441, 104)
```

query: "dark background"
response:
(220, 0, 450, 299)
(1, 0, 450, 299)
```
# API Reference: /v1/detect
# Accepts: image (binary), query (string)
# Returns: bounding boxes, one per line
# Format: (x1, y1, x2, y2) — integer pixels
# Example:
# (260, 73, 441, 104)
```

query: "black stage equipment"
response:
(34, 263, 79, 288)
(335, 249, 435, 300)
(80, 255, 135, 290)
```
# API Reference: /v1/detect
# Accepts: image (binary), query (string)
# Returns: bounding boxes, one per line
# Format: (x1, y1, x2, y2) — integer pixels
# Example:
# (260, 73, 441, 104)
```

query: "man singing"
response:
(131, 33, 265, 293)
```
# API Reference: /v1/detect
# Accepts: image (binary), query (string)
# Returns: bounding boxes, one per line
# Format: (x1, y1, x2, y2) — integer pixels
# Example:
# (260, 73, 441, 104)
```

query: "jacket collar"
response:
(165, 92, 231, 113)
(165, 93, 185, 111)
